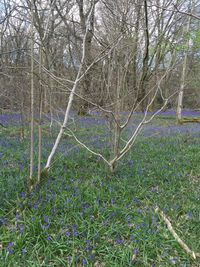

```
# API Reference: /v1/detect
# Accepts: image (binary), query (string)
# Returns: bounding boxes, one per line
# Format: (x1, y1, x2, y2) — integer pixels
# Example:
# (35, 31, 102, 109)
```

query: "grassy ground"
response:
(1, 114, 200, 266)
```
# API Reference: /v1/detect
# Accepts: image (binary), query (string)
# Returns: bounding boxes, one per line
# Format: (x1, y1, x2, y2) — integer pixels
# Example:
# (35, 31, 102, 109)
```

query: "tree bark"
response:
(29, 0, 35, 191)
(44, 1, 96, 171)
(177, 0, 194, 123)
(138, 0, 149, 111)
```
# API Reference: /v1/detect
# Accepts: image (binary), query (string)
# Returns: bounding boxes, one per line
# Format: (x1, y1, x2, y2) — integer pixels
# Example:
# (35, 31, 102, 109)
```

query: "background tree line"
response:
(1, 0, 200, 117)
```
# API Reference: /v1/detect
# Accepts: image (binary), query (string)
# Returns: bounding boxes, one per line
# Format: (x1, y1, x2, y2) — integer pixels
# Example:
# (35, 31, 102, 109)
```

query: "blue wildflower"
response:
(187, 211, 193, 218)
(128, 159, 134, 165)
(66, 230, 70, 237)
(8, 242, 14, 248)
(72, 224, 77, 229)
(7, 242, 14, 254)
(42, 224, 50, 229)
(170, 257, 177, 264)
(47, 235, 52, 241)
(8, 249, 13, 254)
(89, 254, 94, 260)
(22, 248, 27, 254)
(73, 229, 78, 236)
(16, 213, 20, 220)
(20, 224, 24, 234)
(19, 192, 26, 198)
(116, 238, 124, 244)
(44, 215, 49, 223)
(82, 258, 87, 265)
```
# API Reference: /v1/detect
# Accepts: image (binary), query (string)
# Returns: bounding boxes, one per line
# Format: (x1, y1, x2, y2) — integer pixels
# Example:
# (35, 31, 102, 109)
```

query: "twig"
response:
(155, 207, 199, 260)
(65, 128, 111, 167)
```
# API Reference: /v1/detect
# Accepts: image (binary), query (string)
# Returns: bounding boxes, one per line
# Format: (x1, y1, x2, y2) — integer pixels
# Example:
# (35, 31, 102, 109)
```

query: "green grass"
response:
(1, 123, 200, 266)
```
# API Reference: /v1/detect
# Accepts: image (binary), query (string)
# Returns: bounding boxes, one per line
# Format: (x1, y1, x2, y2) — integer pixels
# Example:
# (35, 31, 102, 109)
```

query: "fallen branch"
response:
(179, 117, 200, 124)
(155, 207, 199, 260)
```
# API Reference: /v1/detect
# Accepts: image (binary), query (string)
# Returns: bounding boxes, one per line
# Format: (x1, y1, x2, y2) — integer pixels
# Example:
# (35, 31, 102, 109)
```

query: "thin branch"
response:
(65, 128, 111, 166)
(155, 207, 199, 260)
(148, 2, 200, 21)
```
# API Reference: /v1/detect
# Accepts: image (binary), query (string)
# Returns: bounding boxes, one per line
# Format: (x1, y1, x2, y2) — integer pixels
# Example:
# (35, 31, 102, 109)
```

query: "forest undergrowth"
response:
(1, 113, 200, 266)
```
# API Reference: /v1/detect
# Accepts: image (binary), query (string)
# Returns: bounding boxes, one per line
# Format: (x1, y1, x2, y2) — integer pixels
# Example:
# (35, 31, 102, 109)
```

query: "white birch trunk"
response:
(45, 2, 95, 171)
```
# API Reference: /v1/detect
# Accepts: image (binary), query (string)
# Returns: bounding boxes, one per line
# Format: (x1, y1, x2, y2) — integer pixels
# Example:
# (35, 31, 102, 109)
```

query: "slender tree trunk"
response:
(138, 0, 149, 111)
(177, 0, 194, 122)
(38, 46, 43, 182)
(20, 101, 25, 140)
(77, 0, 97, 114)
(113, 67, 121, 158)
(29, 0, 35, 191)
(132, 0, 141, 100)
(44, 2, 95, 172)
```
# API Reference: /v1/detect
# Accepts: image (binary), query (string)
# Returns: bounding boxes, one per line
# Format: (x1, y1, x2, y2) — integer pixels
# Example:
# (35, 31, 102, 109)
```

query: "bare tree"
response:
(44, 0, 103, 173)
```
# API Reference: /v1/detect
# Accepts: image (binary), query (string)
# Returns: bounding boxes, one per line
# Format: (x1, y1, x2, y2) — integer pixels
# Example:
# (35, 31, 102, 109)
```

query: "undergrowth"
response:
(1, 118, 200, 266)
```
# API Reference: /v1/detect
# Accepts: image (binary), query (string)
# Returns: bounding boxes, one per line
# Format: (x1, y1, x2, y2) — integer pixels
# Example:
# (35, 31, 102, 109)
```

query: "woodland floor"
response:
(1, 110, 200, 266)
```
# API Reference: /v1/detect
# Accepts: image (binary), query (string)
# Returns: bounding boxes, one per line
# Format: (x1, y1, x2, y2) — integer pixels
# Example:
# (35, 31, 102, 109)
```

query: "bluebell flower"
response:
(44, 215, 49, 223)
(66, 230, 70, 237)
(128, 159, 134, 165)
(47, 235, 52, 241)
(19, 192, 26, 198)
(170, 257, 177, 264)
(73, 230, 78, 236)
(19, 164, 24, 171)
(0, 216, 6, 225)
(16, 213, 20, 220)
(72, 224, 77, 229)
(116, 238, 124, 244)
(8, 242, 14, 248)
(186, 211, 193, 218)
(85, 246, 92, 252)
(89, 254, 94, 260)
(82, 258, 87, 265)
(8, 248, 13, 254)
(20, 224, 24, 234)
(137, 208, 142, 213)
(22, 248, 27, 254)
(33, 203, 38, 210)
(7, 242, 14, 254)
(133, 198, 140, 204)
(111, 199, 115, 204)
(42, 224, 50, 229)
